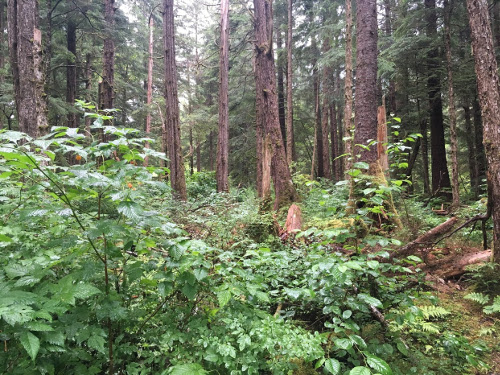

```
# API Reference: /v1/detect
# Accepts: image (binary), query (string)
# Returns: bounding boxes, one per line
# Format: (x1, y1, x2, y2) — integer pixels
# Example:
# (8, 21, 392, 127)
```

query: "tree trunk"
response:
(101, 0, 115, 124)
(163, 0, 187, 200)
(466, 0, 500, 264)
(253, 0, 298, 210)
(444, 0, 460, 208)
(330, 102, 339, 180)
(420, 118, 431, 194)
(196, 141, 201, 172)
(313, 55, 324, 178)
(321, 36, 332, 180)
(144, 15, 154, 167)
(462, 104, 477, 194)
(425, 0, 451, 196)
(353, 0, 378, 164)
(216, 0, 230, 192)
(66, 14, 77, 128)
(84, 53, 93, 137)
(473, 97, 486, 197)
(0, 0, 5, 130)
(276, 28, 286, 149)
(285, 0, 295, 166)
(343, 0, 354, 173)
(7, 0, 48, 137)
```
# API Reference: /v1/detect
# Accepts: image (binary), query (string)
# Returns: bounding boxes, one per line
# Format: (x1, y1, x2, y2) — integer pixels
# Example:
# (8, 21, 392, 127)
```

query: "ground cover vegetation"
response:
(1, 0, 500, 373)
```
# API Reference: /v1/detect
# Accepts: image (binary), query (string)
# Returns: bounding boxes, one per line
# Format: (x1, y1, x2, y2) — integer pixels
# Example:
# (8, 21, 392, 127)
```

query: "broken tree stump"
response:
(285, 204, 303, 234)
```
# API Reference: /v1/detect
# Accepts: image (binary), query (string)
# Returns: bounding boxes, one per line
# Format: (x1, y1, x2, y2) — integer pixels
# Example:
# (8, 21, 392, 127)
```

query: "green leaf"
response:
(353, 162, 370, 170)
(181, 283, 198, 301)
(74, 284, 102, 299)
(365, 352, 393, 375)
(217, 290, 231, 308)
(117, 200, 144, 221)
(193, 268, 208, 281)
(25, 322, 53, 332)
(87, 335, 106, 354)
(20, 331, 40, 361)
(324, 358, 341, 374)
(0, 234, 13, 243)
(334, 338, 352, 350)
(396, 340, 408, 356)
(342, 310, 352, 319)
(170, 363, 207, 375)
(349, 366, 371, 375)
(358, 293, 382, 307)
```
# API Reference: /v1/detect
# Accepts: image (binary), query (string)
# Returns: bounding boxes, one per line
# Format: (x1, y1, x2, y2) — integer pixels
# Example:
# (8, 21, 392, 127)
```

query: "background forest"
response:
(0, 0, 500, 374)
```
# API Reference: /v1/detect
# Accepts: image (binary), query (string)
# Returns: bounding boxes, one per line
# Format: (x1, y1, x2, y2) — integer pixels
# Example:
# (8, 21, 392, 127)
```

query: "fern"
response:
(464, 292, 489, 305)
(478, 327, 495, 336)
(419, 322, 441, 334)
(483, 295, 500, 315)
(419, 305, 451, 320)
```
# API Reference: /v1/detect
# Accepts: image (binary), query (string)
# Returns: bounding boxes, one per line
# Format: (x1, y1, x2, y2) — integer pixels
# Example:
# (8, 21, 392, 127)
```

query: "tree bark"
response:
(7, 0, 48, 137)
(144, 15, 154, 167)
(330, 102, 339, 180)
(253, 0, 298, 210)
(462, 104, 477, 194)
(101, 0, 115, 122)
(163, 0, 187, 200)
(472, 97, 486, 197)
(353, 0, 378, 164)
(425, 0, 451, 196)
(444, 0, 460, 208)
(276, 28, 286, 149)
(466, 0, 500, 263)
(343, 0, 354, 173)
(0, 0, 5, 130)
(66, 13, 77, 128)
(216, 0, 230, 192)
(420, 118, 431, 194)
(321, 36, 332, 179)
(84, 53, 93, 137)
(285, 0, 295, 166)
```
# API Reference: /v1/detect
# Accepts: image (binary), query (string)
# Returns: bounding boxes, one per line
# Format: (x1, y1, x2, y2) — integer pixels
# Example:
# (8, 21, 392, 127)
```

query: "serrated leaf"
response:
(25, 322, 53, 332)
(87, 335, 106, 354)
(117, 200, 144, 221)
(358, 293, 382, 307)
(365, 352, 393, 375)
(324, 358, 341, 374)
(217, 290, 231, 308)
(181, 283, 198, 301)
(74, 284, 102, 299)
(193, 268, 208, 281)
(20, 331, 40, 361)
(171, 363, 207, 375)
(349, 366, 371, 375)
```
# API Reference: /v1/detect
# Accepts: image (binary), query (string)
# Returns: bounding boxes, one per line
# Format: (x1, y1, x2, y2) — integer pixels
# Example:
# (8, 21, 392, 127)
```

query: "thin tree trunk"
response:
(473, 97, 486, 197)
(208, 130, 214, 171)
(425, 0, 451, 196)
(216, 0, 230, 192)
(343, 0, 354, 173)
(444, 0, 460, 207)
(313, 56, 324, 178)
(66, 14, 77, 128)
(253, 0, 298, 209)
(462, 104, 477, 194)
(196, 141, 201, 172)
(163, 0, 187, 200)
(330, 102, 339, 180)
(420, 118, 431, 194)
(101, 0, 115, 126)
(320, 36, 332, 179)
(84, 53, 92, 137)
(0, 0, 5, 130)
(466, 0, 500, 263)
(144, 15, 154, 166)
(285, 0, 295, 165)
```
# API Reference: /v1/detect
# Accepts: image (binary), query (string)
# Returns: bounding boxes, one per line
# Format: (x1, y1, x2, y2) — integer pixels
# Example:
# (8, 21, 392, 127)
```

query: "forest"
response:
(0, 0, 500, 373)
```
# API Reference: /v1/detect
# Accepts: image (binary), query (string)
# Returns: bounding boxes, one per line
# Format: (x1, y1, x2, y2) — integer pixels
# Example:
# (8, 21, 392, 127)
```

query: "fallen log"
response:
(392, 217, 458, 258)
(427, 249, 492, 279)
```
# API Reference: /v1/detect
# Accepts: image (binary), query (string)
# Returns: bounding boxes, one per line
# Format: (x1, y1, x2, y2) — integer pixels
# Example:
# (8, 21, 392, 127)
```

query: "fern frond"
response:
(479, 327, 495, 336)
(483, 296, 500, 315)
(418, 305, 451, 320)
(419, 322, 440, 334)
(464, 292, 490, 305)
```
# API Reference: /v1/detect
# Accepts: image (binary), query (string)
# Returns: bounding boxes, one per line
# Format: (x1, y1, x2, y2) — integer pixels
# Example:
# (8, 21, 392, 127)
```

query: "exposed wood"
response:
(285, 203, 302, 234)
(427, 250, 492, 279)
(377, 103, 388, 172)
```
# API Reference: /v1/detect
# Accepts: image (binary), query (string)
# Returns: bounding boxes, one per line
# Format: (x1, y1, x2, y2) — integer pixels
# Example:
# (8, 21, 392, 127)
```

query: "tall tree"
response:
(285, 0, 295, 165)
(101, 0, 115, 118)
(66, 8, 77, 128)
(443, 0, 459, 207)
(466, 0, 500, 263)
(321, 36, 332, 179)
(0, 0, 5, 129)
(216, 0, 229, 192)
(163, 0, 187, 200)
(425, 0, 451, 196)
(144, 13, 154, 167)
(253, 0, 298, 209)
(7, 0, 48, 137)
(353, 0, 378, 166)
(343, 0, 354, 174)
